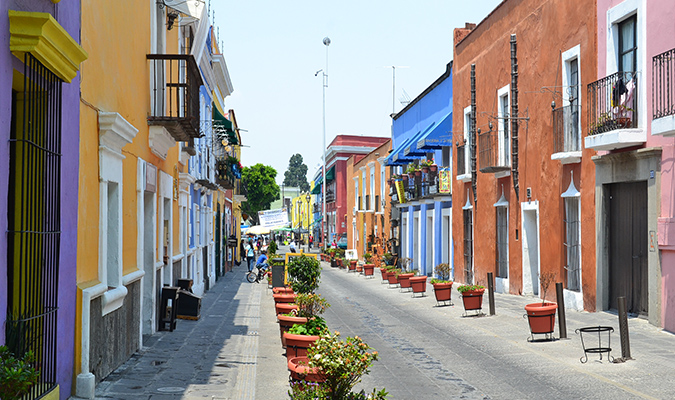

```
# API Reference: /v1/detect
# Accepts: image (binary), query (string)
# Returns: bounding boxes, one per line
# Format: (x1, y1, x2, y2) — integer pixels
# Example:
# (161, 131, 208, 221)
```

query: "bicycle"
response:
(246, 264, 269, 283)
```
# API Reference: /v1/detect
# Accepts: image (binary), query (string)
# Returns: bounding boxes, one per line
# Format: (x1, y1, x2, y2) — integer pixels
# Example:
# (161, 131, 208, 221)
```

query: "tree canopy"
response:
(283, 153, 310, 192)
(241, 164, 280, 225)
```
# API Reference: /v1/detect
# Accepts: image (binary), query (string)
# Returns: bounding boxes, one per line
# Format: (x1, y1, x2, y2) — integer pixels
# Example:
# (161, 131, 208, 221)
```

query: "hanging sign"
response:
(395, 180, 406, 204)
(438, 170, 452, 194)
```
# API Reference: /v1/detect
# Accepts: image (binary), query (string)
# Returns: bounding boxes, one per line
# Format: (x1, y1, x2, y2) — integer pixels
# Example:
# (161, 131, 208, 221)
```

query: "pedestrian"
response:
(245, 239, 255, 272)
(309, 235, 313, 248)
(289, 239, 296, 253)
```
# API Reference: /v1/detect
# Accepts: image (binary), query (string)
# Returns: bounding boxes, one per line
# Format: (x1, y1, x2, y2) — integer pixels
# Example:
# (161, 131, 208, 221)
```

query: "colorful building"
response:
(346, 140, 392, 258)
(452, 0, 598, 309)
(387, 63, 454, 276)
(2, 2, 87, 398)
(291, 192, 313, 246)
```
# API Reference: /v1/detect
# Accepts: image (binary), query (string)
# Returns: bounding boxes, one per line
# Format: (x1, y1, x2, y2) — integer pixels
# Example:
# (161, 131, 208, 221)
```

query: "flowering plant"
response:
(405, 163, 419, 174)
(295, 293, 330, 318)
(457, 284, 485, 293)
(303, 331, 385, 400)
(420, 158, 434, 167)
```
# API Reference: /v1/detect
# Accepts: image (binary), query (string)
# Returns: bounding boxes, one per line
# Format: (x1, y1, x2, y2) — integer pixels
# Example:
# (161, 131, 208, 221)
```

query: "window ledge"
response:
(495, 169, 512, 178)
(101, 285, 128, 316)
(456, 173, 472, 183)
(551, 151, 582, 164)
(584, 128, 645, 151)
(652, 115, 675, 137)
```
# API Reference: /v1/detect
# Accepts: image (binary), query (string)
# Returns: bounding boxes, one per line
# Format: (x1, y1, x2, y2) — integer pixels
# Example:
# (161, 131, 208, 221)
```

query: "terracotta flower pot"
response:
(275, 302, 298, 316)
(272, 287, 294, 295)
(525, 302, 558, 334)
(288, 356, 325, 383)
(430, 164, 438, 172)
(278, 315, 307, 347)
(410, 276, 427, 295)
(273, 293, 297, 304)
(422, 166, 430, 174)
(387, 272, 400, 286)
(283, 332, 321, 362)
(414, 170, 422, 176)
(363, 264, 375, 276)
(380, 268, 389, 283)
(432, 282, 453, 302)
(398, 273, 414, 290)
(461, 289, 485, 311)
(348, 260, 357, 271)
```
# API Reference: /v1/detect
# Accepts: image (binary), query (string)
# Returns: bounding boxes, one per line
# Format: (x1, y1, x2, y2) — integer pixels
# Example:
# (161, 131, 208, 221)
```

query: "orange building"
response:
(346, 140, 392, 258)
(451, 0, 598, 311)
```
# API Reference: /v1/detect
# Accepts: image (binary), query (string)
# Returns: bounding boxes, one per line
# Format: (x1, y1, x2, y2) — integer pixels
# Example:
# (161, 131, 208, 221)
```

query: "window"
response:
(463, 209, 473, 283)
(354, 178, 359, 210)
(362, 171, 366, 206)
(457, 106, 471, 180)
(370, 166, 375, 210)
(619, 15, 637, 74)
(498, 85, 510, 167)
(564, 197, 581, 291)
(496, 206, 508, 278)
(380, 166, 385, 207)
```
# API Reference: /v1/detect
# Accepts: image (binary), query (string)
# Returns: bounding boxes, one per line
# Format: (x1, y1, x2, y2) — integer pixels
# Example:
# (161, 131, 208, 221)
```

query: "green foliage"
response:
(457, 284, 485, 293)
(289, 383, 389, 400)
(405, 163, 419, 174)
(288, 317, 327, 336)
(434, 263, 451, 283)
(283, 154, 310, 192)
(363, 252, 373, 263)
(0, 346, 40, 400)
(288, 255, 322, 294)
(241, 164, 280, 225)
(304, 332, 384, 400)
(268, 240, 278, 255)
(295, 293, 330, 318)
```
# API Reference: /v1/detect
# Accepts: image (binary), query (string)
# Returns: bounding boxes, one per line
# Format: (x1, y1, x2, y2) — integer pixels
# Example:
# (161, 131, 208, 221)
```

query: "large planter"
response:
(525, 302, 558, 335)
(284, 332, 321, 362)
(273, 293, 297, 304)
(278, 315, 308, 347)
(288, 356, 325, 383)
(432, 282, 453, 305)
(272, 287, 294, 295)
(397, 273, 414, 291)
(387, 271, 400, 286)
(461, 289, 485, 312)
(363, 264, 375, 277)
(410, 276, 427, 296)
(349, 260, 357, 271)
(380, 268, 389, 283)
(276, 302, 298, 316)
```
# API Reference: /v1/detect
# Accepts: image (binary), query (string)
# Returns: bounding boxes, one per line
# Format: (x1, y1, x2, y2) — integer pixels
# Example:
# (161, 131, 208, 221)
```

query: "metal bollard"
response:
(487, 272, 495, 315)
(618, 296, 632, 360)
(555, 282, 567, 339)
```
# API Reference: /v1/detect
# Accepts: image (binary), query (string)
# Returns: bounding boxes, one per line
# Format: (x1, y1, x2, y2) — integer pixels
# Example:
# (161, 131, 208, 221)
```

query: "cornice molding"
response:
(99, 112, 138, 154)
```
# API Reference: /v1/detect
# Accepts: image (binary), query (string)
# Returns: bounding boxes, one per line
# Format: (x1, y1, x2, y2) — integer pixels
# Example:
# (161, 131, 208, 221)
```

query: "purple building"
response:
(1, 1, 87, 398)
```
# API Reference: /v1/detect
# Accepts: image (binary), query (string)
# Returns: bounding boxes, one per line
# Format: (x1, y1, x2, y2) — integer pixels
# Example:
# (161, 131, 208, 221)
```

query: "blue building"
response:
(387, 62, 454, 277)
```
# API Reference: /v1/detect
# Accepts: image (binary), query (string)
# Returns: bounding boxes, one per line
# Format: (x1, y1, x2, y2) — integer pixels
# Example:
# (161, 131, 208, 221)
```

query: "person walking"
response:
(245, 239, 255, 272)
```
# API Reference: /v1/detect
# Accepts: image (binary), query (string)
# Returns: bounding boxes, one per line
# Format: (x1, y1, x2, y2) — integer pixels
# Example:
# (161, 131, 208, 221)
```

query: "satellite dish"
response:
(323, 37, 331, 46)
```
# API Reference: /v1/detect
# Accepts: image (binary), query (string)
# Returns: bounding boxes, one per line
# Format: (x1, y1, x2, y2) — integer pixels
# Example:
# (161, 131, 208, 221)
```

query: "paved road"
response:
(317, 264, 675, 400)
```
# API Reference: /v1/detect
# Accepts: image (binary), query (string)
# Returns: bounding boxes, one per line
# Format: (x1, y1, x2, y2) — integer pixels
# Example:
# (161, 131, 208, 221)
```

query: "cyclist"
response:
(256, 250, 269, 273)
(246, 250, 269, 283)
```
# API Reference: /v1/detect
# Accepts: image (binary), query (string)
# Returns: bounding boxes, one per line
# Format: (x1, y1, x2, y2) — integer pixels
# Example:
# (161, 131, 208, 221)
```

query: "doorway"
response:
(521, 203, 540, 296)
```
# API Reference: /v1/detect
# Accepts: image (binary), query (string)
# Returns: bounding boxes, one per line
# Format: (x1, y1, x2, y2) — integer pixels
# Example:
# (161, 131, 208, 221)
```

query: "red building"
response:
(319, 135, 389, 244)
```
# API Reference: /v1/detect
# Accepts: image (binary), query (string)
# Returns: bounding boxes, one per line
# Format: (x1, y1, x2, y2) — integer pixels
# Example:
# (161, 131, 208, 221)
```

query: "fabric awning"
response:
(212, 105, 238, 145)
(404, 122, 436, 156)
(310, 183, 322, 194)
(416, 112, 453, 150)
(386, 131, 425, 166)
(164, 0, 205, 22)
(325, 165, 335, 182)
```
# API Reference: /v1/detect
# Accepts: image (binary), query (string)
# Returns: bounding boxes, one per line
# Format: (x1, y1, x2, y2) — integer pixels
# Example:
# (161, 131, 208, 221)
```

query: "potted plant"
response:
(284, 316, 328, 362)
(287, 255, 321, 294)
(457, 284, 485, 315)
(524, 272, 558, 340)
(397, 268, 415, 292)
(387, 267, 402, 287)
(288, 331, 387, 400)
(420, 158, 434, 173)
(362, 262, 375, 277)
(0, 346, 39, 400)
(409, 274, 428, 297)
(431, 263, 453, 306)
(282, 293, 330, 355)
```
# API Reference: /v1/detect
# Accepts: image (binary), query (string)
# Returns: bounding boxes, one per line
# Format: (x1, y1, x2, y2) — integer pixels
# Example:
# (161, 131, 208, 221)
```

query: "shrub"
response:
(431, 263, 451, 284)
(268, 240, 278, 255)
(288, 255, 321, 294)
(0, 346, 39, 400)
(288, 317, 327, 336)
(457, 284, 485, 293)
(295, 293, 330, 318)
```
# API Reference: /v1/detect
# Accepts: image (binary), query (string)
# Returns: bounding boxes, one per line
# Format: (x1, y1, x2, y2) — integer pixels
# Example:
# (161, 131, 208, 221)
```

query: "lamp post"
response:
(321, 37, 330, 251)
(306, 193, 311, 253)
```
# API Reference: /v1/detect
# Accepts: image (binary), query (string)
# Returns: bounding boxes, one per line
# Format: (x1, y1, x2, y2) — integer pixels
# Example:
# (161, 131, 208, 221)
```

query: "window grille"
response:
(463, 209, 473, 283)
(7, 52, 62, 399)
(564, 198, 581, 291)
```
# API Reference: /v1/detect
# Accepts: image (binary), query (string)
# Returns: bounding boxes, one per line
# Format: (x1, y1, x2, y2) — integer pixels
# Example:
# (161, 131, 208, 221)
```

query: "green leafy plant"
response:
(303, 331, 385, 400)
(287, 254, 322, 294)
(363, 252, 373, 263)
(288, 317, 327, 336)
(295, 293, 330, 318)
(431, 263, 452, 284)
(289, 382, 388, 400)
(420, 158, 434, 167)
(0, 346, 40, 400)
(457, 284, 485, 293)
(405, 163, 419, 174)
(268, 240, 278, 255)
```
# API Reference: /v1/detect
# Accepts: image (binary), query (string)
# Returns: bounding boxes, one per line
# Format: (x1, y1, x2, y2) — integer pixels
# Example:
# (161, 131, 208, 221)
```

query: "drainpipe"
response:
(510, 34, 519, 201)
(470, 63, 477, 206)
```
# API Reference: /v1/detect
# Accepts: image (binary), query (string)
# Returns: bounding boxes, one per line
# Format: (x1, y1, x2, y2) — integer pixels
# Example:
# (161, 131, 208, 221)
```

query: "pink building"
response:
(593, 0, 675, 332)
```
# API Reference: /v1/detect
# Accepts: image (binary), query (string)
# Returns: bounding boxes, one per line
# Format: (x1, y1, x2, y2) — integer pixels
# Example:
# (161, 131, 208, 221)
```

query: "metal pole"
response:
(487, 272, 495, 315)
(322, 37, 330, 251)
(618, 296, 632, 360)
(555, 282, 567, 339)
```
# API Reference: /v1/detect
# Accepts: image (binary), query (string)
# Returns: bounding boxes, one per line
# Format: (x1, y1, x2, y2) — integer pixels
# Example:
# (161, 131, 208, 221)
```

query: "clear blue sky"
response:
(212, 1, 502, 184)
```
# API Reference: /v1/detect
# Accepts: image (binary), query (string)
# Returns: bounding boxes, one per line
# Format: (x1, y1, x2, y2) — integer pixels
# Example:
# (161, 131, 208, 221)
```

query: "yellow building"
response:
(291, 193, 313, 244)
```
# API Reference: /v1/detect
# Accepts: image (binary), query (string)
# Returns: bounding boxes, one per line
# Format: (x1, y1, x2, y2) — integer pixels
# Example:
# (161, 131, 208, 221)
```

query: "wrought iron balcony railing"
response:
(326, 189, 335, 203)
(653, 48, 675, 120)
(552, 105, 581, 153)
(456, 142, 466, 176)
(147, 54, 203, 141)
(587, 71, 638, 135)
(478, 130, 510, 173)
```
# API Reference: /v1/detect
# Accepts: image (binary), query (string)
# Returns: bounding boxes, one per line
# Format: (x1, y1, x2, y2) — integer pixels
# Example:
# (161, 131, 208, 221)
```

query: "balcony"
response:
(551, 105, 582, 164)
(478, 130, 510, 173)
(147, 54, 204, 141)
(326, 189, 335, 203)
(585, 71, 644, 151)
(652, 48, 675, 136)
(215, 156, 241, 190)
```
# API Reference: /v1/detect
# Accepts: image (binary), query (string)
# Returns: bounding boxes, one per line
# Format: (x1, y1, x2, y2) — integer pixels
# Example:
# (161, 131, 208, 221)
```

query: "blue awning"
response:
(386, 133, 425, 166)
(404, 122, 436, 156)
(415, 112, 453, 150)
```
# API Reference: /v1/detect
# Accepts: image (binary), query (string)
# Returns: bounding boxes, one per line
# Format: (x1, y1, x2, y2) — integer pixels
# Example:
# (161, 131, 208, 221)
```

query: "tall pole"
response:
(322, 37, 330, 251)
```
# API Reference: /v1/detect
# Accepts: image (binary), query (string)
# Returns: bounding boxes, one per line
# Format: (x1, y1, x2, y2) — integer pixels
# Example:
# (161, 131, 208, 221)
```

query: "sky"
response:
(211, 1, 503, 185)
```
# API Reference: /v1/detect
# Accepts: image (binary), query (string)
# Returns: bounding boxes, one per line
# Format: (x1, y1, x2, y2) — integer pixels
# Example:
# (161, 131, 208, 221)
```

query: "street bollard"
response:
(487, 272, 495, 316)
(555, 282, 567, 339)
(618, 296, 632, 360)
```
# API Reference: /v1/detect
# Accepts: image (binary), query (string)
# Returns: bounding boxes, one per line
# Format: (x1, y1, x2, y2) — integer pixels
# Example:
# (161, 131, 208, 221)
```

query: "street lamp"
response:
(321, 36, 330, 251)
(306, 192, 311, 252)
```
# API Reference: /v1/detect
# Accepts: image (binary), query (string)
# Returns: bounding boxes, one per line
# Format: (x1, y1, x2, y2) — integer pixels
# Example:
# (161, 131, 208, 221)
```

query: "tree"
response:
(241, 164, 280, 225)
(283, 153, 310, 192)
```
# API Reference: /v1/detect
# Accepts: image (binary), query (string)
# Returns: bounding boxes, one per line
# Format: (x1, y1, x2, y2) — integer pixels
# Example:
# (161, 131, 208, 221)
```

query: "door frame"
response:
(521, 201, 541, 296)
